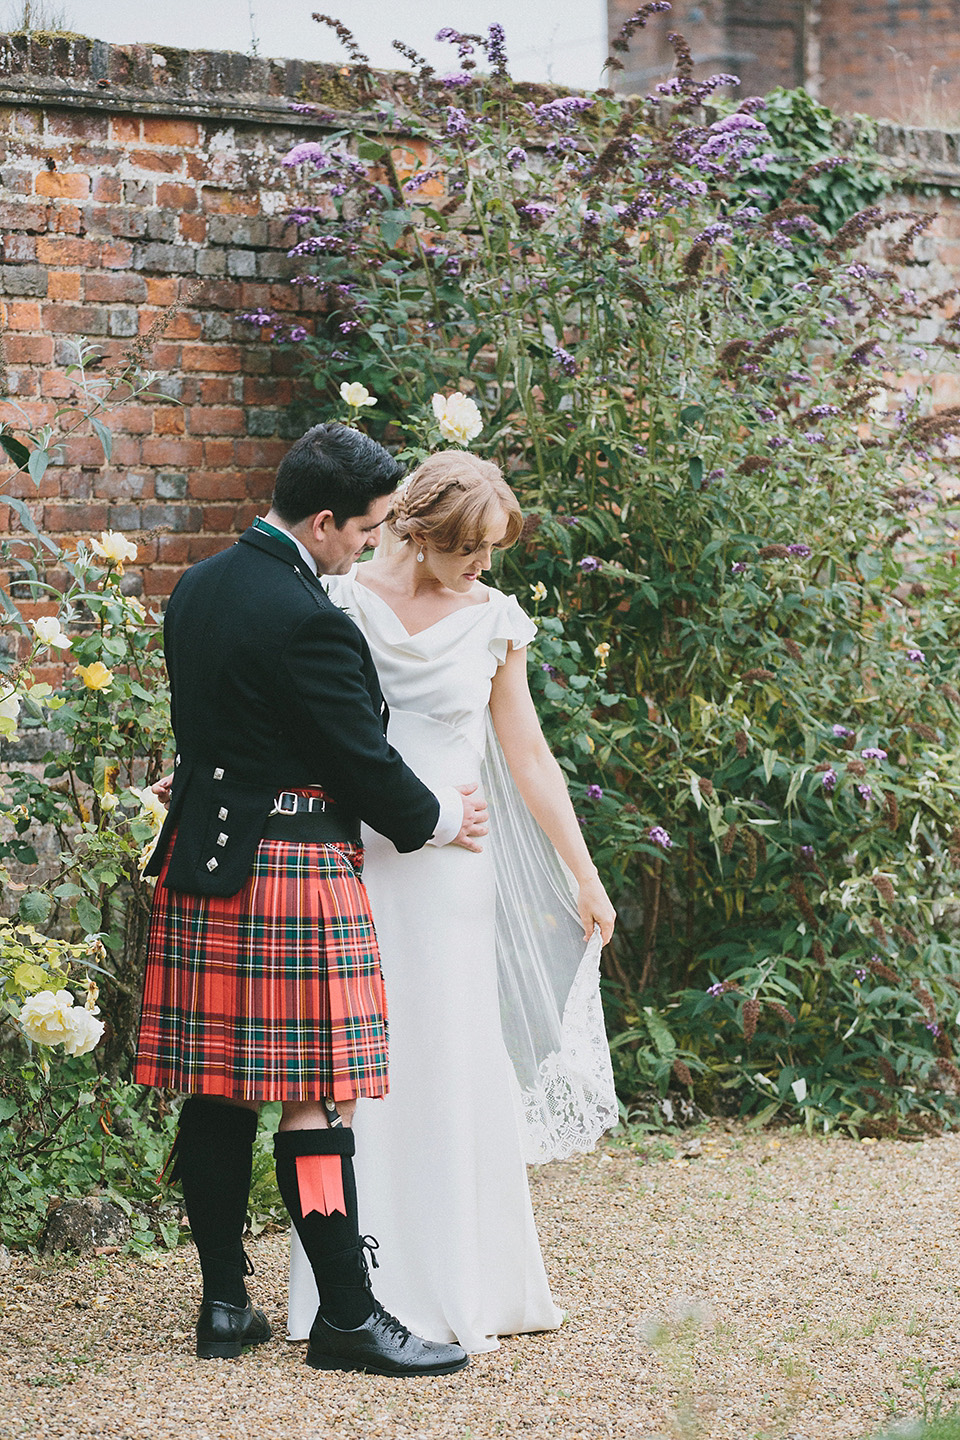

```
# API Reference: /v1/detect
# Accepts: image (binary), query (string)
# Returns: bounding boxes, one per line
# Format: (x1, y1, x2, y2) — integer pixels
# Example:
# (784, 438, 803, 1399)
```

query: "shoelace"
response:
(358, 1236, 412, 1348)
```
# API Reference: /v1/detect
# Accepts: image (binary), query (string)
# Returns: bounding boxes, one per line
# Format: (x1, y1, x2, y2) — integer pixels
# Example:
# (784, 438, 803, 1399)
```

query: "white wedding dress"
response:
(287, 568, 617, 1354)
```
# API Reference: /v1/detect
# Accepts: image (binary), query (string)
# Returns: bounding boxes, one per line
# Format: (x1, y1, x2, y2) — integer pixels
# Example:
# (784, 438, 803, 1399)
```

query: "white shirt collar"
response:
(260, 517, 318, 577)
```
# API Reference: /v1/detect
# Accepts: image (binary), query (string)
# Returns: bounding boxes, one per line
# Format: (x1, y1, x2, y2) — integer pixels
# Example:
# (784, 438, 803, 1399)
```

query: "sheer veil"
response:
(482, 713, 618, 1163)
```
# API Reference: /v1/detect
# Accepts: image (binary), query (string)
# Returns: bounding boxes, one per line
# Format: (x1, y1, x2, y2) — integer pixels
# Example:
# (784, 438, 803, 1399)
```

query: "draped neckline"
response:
(350, 565, 493, 640)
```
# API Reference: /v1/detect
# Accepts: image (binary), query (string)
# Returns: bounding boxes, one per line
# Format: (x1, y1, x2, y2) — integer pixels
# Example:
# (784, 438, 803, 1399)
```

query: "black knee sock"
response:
(173, 1097, 257, 1308)
(273, 1127, 375, 1329)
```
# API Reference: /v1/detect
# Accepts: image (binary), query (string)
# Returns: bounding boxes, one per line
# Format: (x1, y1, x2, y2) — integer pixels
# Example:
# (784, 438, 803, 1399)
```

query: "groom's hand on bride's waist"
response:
(452, 782, 488, 853)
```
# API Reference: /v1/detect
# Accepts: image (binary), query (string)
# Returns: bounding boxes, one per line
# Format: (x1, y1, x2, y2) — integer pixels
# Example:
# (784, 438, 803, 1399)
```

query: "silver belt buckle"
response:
(271, 791, 299, 816)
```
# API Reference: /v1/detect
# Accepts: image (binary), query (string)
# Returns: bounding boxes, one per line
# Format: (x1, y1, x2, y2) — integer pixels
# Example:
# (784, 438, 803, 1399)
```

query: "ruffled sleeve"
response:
(488, 591, 538, 666)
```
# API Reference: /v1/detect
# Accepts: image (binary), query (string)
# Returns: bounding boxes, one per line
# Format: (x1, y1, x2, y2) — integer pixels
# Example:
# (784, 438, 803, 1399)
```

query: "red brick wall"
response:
(607, 1, 960, 123)
(0, 35, 339, 601)
(818, 1, 960, 121)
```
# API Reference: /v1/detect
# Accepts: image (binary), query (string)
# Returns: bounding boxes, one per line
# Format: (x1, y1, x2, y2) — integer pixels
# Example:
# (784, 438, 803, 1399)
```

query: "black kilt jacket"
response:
(145, 525, 441, 897)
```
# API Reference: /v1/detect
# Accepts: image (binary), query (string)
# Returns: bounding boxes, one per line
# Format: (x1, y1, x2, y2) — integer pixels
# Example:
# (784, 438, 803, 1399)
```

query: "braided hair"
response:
(387, 451, 523, 553)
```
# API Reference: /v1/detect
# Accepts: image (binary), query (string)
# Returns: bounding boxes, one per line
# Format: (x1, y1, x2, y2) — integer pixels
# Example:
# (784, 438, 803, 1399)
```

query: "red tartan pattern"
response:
(134, 838, 388, 1102)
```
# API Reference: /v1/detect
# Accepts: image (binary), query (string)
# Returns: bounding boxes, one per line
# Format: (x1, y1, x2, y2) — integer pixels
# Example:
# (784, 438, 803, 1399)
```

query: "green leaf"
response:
(0, 431, 30, 468)
(18, 891, 52, 925)
(75, 898, 102, 935)
(91, 417, 112, 462)
(688, 456, 704, 488)
(27, 447, 50, 484)
(643, 1007, 676, 1059)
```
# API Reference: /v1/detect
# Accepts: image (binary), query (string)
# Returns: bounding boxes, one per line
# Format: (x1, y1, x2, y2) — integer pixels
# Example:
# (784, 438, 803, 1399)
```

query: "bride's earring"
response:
(416, 547, 424, 563)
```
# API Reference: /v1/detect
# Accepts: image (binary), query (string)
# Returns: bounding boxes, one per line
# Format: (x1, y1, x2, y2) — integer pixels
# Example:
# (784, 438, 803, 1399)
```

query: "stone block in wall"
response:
(196, 249, 226, 276)
(201, 312, 233, 341)
(245, 407, 279, 436)
(1, 262, 47, 295)
(105, 503, 143, 530)
(226, 248, 257, 277)
(140, 503, 203, 532)
(108, 308, 139, 338)
(155, 473, 188, 501)
(145, 211, 180, 243)
(207, 216, 270, 248)
(132, 241, 197, 274)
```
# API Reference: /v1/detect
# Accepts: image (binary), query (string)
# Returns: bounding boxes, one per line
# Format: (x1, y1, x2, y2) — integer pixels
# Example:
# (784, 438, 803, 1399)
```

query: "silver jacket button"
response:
(206, 857, 219, 871)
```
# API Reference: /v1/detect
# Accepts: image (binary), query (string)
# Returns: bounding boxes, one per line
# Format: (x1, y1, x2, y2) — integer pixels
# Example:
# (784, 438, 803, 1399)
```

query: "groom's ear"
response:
(309, 509, 337, 540)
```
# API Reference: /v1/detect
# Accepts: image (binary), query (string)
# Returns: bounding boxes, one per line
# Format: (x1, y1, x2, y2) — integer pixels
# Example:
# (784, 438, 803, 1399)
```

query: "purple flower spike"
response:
(707, 981, 725, 997)
(586, 784, 604, 800)
(787, 544, 812, 558)
(906, 648, 926, 663)
(858, 784, 873, 802)
(648, 825, 674, 850)
(579, 556, 601, 572)
(926, 1021, 942, 1036)
(861, 747, 887, 761)
(832, 725, 854, 739)
(731, 561, 748, 575)
(821, 768, 838, 793)
(552, 346, 578, 376)
(445, 106, 471, 137)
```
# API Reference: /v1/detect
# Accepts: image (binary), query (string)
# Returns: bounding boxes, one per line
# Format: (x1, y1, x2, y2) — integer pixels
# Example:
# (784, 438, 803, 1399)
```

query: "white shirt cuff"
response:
(427, 786, 463, 847)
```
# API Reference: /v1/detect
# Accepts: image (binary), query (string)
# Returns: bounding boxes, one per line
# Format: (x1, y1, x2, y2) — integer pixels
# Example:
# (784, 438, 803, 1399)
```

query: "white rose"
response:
(31, 616, 72, 649)
(431, 392, 483, 446)
(127, 785, 167, 831)
(339, 381, 377, 408)
(90, 531, 138, 569)
(61, 1005, 105, 1057)
(19, 989, 75, 1045)
(99, 792, 120, 813)
(0, 691, 22, 730)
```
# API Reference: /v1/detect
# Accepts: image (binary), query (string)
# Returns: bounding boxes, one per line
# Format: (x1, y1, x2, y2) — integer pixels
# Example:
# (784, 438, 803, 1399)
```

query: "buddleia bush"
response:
(253, 7, 960, 1133)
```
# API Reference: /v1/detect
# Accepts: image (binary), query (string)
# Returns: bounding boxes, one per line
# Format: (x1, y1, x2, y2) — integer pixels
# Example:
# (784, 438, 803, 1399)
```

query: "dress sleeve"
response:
(488, 591, 538, 666)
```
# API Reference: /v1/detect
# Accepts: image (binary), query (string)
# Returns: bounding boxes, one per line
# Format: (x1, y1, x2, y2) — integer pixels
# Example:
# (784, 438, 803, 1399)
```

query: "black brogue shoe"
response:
(196, 1300, 272, 1359)
(306, 1305, 469, 1377)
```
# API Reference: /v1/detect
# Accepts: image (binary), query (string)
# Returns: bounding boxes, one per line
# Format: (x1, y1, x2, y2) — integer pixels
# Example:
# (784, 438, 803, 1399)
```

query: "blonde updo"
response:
(388, 451, 523, 554)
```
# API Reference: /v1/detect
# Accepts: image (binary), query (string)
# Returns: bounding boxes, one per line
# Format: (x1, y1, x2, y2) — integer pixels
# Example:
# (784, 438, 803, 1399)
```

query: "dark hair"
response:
(272, 423, 405, 526)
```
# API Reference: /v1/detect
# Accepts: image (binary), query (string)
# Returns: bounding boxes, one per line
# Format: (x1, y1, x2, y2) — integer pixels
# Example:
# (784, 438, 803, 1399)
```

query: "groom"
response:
(135, 423, 485, 1376)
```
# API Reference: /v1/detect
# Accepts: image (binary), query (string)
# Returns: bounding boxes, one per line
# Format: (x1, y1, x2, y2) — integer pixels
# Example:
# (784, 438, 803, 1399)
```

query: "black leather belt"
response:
(262, 791, 360, 845)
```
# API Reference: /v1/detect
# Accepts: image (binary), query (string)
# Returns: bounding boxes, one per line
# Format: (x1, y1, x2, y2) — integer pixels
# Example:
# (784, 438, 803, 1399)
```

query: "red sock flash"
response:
(295, 1153, 346, 1217)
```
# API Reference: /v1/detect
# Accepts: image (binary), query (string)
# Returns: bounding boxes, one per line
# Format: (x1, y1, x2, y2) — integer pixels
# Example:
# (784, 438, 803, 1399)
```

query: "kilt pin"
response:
(131, 514, 469, 1375)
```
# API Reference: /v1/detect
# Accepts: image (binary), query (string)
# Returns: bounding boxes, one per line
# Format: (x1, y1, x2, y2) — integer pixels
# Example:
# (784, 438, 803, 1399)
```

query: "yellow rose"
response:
(75, 661, 114, 691)
(431, 391, 483, 445)
(594, 642, 611, 664)
(339, 381, 377, 408)
(32, 616, 72, 650)
(127, 784, 168, 832)
(90, 531, 138, 574)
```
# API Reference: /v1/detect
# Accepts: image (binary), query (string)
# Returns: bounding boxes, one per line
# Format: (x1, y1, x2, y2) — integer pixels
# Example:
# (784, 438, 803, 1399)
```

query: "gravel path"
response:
(2, 1123, 959, 1440)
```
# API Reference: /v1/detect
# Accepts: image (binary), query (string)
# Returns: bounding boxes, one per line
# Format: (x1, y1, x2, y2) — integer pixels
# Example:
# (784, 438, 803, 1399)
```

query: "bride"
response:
(287, 450, 618, 1354)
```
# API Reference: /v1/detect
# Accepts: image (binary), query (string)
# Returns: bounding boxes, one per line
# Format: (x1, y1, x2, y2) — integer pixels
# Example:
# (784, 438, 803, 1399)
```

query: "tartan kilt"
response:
(134, 836, 388, 1102)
